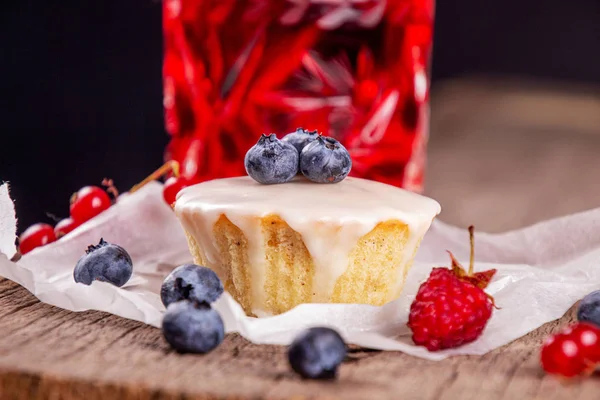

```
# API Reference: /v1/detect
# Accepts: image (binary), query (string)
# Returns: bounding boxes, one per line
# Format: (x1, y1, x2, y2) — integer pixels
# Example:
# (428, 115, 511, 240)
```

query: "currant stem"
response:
(102, 178, 119, 199)
(468, 225, 475, 275)
(45, 212, 62, 223)
(130, 160, 180, 194)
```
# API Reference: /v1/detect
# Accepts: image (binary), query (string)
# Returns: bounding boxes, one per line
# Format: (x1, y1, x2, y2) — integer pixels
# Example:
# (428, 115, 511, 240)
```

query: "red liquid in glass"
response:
(163, 0, 434, 191)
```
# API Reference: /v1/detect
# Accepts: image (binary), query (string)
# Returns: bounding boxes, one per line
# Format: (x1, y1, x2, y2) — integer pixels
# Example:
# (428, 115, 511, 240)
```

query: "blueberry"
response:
(162, 301, 225, 354)
(288, 327, 347, 379)
(300, 136, 352, 184)
(73, 238, 133, 287)
(281, 128, 319, 154)
(244, 133, 299, 184)
(161, 264, 224, 307)
(578, 290, 600, 327)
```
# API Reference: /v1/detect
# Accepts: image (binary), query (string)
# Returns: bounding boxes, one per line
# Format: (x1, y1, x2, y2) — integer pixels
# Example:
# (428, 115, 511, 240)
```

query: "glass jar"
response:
(163, 0, 434, 191)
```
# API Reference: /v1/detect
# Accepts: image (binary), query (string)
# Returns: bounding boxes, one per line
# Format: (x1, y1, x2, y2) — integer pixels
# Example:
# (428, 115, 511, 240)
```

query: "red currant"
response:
(541, 323, 600, 377)
(54, 217, 80, 238)
(19, 223, 57, 255)
(70, 186, 111, 223)
(163, 176, 193, 206)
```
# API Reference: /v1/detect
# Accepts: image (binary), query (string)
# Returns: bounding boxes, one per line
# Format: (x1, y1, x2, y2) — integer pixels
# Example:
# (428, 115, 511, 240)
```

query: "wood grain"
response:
(0, 278, 593, 400)
(1, 79, 600, 399)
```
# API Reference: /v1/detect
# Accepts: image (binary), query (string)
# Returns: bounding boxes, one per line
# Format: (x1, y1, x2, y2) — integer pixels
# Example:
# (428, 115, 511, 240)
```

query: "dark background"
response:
(1, 0, 599, 233)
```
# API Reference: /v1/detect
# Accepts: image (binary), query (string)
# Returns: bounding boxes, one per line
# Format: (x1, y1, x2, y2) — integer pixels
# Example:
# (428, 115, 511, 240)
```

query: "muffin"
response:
(175, 176, 441, 316)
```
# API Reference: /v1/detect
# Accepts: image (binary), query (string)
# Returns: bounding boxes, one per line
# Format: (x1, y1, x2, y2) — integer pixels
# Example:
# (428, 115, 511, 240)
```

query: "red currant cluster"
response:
(19, 186, 113, 255)
(19, 161, 196, 256)
(541, 322, 600, 378)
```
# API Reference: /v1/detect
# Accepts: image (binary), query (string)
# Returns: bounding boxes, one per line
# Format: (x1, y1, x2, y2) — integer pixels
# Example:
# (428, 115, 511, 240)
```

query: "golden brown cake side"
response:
(176, 176, 441, 316)
(260, 216, 315, 315)
(331, 220, 410, 305)
(185, 213, 414, 316)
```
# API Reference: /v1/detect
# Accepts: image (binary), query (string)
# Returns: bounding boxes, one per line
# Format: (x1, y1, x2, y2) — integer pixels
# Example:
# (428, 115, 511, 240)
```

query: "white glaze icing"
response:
(175, 176, 441, 315)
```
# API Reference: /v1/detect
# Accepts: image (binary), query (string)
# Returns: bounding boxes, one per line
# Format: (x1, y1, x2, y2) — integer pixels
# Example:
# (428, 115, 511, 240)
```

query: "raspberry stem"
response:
(468, 225, 475, 275)
(130, 160, 180, 194)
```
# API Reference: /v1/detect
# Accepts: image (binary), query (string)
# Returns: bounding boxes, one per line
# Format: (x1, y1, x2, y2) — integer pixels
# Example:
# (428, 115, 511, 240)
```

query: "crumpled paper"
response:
(1, 182, 598, 360)
(0, 184, 17, 257)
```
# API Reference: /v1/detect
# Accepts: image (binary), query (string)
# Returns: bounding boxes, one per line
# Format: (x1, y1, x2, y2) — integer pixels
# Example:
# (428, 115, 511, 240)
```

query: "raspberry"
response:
(408, 226, 497, 351)
(541, 323, 600, 377)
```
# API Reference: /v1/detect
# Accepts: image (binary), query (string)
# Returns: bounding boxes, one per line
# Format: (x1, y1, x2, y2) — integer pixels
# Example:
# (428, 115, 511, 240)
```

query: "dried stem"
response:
(130, 161, 180, 194)
(102, 178, 119, 199)
(468, 225, 475, 275)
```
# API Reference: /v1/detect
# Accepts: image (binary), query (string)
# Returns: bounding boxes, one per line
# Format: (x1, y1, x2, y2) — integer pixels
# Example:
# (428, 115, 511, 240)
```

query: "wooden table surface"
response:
(1, 79, 600, 400)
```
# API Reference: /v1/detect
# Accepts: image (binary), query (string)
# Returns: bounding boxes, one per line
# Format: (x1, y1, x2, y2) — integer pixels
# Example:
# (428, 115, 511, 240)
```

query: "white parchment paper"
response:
(1, 182, 598, 360)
